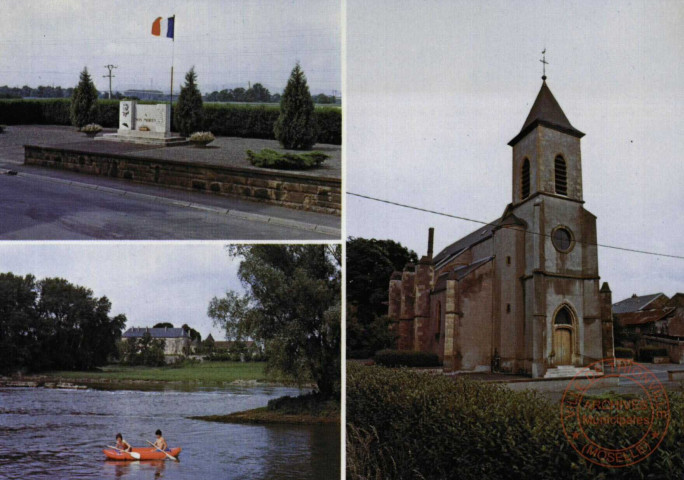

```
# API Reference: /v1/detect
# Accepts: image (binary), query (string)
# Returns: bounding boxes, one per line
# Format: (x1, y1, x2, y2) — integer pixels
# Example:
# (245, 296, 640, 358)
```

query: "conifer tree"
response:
(274, 63, 318, 150)
(174, 67, 204, 136)
(70, 67, 98, 129)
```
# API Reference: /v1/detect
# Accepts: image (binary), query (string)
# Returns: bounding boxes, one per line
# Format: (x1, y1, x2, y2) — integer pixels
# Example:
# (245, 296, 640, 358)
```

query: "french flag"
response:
(151, 16, 174, 39)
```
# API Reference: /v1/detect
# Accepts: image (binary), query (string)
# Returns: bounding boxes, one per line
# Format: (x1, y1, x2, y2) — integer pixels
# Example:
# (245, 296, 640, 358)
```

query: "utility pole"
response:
(103, 65, 118, 99)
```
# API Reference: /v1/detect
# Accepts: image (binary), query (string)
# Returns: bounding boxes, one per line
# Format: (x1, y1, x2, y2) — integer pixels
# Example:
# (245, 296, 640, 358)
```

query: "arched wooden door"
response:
(554, 328, 572, 365)
(553, 306, 574, 365)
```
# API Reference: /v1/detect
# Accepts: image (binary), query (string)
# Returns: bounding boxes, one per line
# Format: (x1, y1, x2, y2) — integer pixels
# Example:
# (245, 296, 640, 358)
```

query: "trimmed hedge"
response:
(373, 349, 440, 368)
(0, 99, 341, 145)
(614, 346, 635, 359)
(347, 364, 684, 480)
(246, 149, 328, 170)
(638, 346, 668, 362)
(0, 99, 119, 127)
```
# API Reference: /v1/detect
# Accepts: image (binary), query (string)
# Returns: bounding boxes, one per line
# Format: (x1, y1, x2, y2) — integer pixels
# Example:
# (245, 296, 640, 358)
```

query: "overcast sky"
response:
(346, 0, 684, 304)
(0, 243, 242, 339)
(0, 0, 340, 95)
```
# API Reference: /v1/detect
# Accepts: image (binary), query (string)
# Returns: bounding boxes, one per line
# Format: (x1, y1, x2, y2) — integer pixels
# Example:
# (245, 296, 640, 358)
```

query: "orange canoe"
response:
(103, 446, 182, 461)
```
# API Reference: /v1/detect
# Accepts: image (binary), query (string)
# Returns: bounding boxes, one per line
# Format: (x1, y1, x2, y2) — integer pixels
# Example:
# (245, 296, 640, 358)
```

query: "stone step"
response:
(544, 365, 603, 379)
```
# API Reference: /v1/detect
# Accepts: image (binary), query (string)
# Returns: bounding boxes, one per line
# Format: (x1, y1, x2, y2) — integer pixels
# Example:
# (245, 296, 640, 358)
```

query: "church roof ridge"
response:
(508, 80, 584, 146)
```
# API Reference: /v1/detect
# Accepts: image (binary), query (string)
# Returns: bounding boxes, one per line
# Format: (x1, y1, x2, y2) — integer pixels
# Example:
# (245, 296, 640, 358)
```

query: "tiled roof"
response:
(509, 81, 584, 146)
(615, 308, 674, 327)
(433, 220, 499, 267)
(668, 293, 684, 308)
(451, 256, 494, 281)
(612, 293, 664, 314)
(432, 213, 525, 268)
(122, 327, 189, 339)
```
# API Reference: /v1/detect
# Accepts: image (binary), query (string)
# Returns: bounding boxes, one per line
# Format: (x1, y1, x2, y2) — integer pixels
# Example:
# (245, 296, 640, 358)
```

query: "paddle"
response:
(107, 445, 141, 460)
(146, 440, 178, 462)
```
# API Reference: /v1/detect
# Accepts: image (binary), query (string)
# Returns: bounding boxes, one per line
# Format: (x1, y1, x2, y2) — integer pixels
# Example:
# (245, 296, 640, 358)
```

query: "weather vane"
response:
(540, 49, 548, 81)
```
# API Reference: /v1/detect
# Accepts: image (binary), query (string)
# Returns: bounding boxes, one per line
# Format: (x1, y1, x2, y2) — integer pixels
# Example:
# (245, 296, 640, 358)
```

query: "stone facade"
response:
(388, 80, 614, 378)
(24, 145, 341, 214)
(122, 327, 191, 356)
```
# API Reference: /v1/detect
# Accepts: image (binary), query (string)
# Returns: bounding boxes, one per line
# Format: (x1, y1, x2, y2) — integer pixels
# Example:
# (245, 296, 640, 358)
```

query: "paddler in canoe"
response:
(115, 433, 132, 452)
(153, 429, 167, 450)
(104, 430, 181, 461)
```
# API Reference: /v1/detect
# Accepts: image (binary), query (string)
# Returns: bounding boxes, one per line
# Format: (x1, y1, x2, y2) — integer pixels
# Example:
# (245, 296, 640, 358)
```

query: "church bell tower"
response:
(505, 66, 611, 377)
(508, 78, 585, 205)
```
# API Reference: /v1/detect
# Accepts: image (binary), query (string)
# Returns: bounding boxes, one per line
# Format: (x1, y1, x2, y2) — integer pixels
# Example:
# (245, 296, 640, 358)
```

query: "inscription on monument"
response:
(134, 104, 170, 134)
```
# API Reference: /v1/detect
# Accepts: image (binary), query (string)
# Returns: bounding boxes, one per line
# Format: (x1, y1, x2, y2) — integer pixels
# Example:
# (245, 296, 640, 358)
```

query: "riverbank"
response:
(0, 361, 299, 390)
(192, 393, 340, 425)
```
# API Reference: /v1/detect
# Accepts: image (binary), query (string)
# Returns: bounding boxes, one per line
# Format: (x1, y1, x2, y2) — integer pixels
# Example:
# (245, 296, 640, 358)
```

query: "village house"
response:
(122, 327, 191, 356)
(613, 293, 684, 363)
(388, 77, 615, 378)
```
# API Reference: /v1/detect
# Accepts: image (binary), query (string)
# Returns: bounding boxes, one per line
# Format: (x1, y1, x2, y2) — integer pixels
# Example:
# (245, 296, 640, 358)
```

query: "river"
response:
(0, 385, 340, 480)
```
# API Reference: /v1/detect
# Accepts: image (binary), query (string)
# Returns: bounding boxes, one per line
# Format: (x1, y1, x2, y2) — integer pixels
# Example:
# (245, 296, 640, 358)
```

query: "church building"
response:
(388, 76, 615, 378)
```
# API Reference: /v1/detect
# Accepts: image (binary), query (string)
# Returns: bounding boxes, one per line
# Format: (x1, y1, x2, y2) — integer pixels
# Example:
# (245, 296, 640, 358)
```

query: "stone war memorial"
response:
(22, 97, 341, 215)
(388, 76, 615, 378)
(101, 100, 186, 145)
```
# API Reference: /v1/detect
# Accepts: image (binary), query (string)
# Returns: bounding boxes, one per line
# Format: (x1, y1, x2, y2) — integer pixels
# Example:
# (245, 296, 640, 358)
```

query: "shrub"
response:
(81, 123, 102, 134)
(70, 67, 99, 129)
(189, 131, 215, 142)
(347, 364, 684, 480)
(246, 149, 328, 170)
(614, 346, 635, 358)
(373, 349, 440, 367)
(205, 352, 233, 362)
(274, 63, 318, 149)
(314, 107, 341, 145)
(347, 349, 373, 360)
(638, 346, 668, 362)
(174, 67, 204, 136)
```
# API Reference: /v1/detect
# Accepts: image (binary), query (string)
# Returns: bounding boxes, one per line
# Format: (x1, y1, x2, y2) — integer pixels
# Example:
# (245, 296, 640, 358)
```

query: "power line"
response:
(346, 192, 684, 260)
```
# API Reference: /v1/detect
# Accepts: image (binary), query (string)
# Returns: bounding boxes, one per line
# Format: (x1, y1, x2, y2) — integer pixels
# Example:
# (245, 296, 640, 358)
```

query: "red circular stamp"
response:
(560, 358, 670, 468)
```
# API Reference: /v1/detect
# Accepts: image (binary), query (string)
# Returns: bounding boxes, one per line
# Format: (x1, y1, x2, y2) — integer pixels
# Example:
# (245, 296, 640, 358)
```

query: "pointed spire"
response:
(508, 81, 584, 146)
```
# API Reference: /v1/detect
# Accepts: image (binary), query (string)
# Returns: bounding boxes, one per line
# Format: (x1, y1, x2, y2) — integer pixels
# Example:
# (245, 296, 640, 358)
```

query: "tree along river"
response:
(0, 385, 339, 479)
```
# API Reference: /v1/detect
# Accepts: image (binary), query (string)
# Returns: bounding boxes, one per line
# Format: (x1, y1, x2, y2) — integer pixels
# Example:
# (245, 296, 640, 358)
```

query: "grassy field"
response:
(45, 361, 271, 384)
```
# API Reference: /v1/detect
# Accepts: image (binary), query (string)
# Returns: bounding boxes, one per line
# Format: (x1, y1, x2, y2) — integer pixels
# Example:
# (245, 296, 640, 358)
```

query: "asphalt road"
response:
(0, 172, 339, 240)
(0, 125, 340, 240)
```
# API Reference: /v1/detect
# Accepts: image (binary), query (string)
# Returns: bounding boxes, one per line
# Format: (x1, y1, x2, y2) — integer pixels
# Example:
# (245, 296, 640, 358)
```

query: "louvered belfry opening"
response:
(521, 158, 530, 199)
(555, 155, 567, 195)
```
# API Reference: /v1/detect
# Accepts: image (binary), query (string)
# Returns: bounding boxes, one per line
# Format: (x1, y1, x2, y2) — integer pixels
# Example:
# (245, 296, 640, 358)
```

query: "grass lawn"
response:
(46, 361, 270, 383)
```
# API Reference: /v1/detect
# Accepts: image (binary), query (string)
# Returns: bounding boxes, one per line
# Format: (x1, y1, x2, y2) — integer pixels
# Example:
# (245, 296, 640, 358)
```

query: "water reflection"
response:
(103, 460, 168, 479)
(0, 387, 339, 480)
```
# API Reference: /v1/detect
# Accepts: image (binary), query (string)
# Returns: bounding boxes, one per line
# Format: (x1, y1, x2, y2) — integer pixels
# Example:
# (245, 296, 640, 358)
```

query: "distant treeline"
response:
(0, 83, 338, 104)
(0, 85, 75, 99)
(0, 99, 341, 144)
(204, 83, 337, 105)
(0, 272, 126, 373)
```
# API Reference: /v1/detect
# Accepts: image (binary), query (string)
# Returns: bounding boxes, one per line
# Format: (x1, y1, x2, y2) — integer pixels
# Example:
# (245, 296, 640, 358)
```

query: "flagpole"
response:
(169, 15, 175, 127)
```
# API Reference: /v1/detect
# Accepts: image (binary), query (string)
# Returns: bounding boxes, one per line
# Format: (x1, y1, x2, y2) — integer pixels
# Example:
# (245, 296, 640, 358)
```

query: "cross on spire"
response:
(540, 49, 548, 81)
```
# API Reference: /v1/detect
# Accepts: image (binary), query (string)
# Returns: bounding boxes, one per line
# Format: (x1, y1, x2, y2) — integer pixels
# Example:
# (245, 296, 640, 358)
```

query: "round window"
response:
(552, 227, 574, 252)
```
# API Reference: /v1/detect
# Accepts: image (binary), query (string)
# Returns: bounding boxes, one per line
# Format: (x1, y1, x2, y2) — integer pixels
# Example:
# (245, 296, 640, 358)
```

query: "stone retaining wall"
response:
(24, 145, 341, 215)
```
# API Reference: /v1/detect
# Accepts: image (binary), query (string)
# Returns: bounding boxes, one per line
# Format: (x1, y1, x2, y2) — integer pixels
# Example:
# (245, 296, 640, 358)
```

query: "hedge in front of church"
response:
(347, 363, 684, 480)
(0, 100, 341, 145)
(373, 349, 440, 367)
